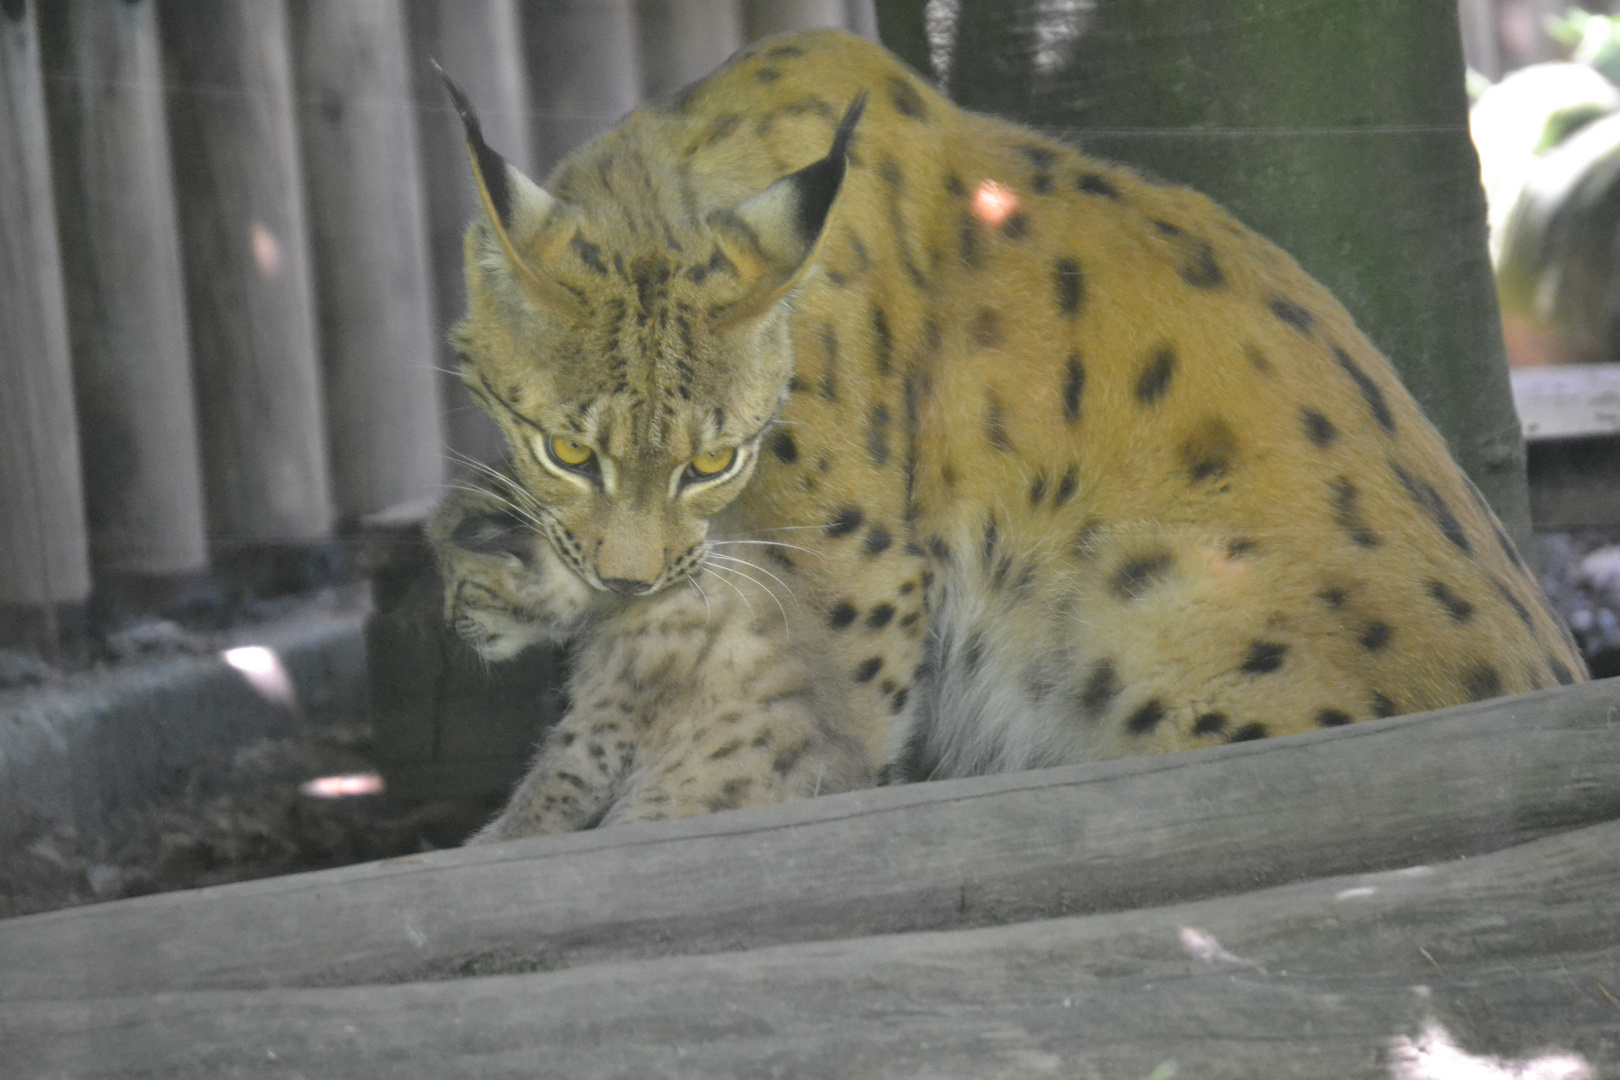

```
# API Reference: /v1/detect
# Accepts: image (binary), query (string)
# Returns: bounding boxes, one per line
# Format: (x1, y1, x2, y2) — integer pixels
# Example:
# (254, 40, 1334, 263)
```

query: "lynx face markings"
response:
(436, 29, 1586, 836)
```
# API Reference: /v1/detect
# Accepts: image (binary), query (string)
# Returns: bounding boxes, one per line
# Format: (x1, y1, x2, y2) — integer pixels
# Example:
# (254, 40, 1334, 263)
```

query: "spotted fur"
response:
(438, 29, 1585, 837)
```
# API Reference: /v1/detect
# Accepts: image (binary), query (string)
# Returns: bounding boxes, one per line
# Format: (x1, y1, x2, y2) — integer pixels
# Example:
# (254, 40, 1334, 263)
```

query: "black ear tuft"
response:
(435, 60, 514, 229)
(788, 92, 867, 245)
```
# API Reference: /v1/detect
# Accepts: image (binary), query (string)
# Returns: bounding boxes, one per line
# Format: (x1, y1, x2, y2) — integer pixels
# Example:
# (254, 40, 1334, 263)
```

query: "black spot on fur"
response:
(1269, 296, 1314, 333)
(981, 515, 999, 568)
(1029, 474, 1046, 506)
(1180, 239, 1225, 289)
(1360, 622, 1392, 651)
(867, 604, 895, 629)
(1463, 663, 1503, 702)
(1302, 408, 1338, 448)
(829, 602, 858, 629)
(1316, 708, 1353, 727)
(1054, 466, 1078, 506)
(1079, 660, 1121, 717)
(1392, 462, 1470, 554)
(985, 392, 1014, 452)
(771, 431, 798, 464)
(1126, 699, 1166, 735)
(1491, 576, 1535, 629)
(1001, 211, 1028, 240)
(866, 404, 891, 467)
(756, 66, 783, 83)
(1330, 477, 1380, 548)
(826, 507, 864, 538)
(1337, 346, 1395, 433)
(871, 306, 892, 377)
(1135, 347, 1176, 404)
(1229, 723, 1269, 742)
(971, 308, 1004, 348)
(1371, 692, 1398, 718)
(864, 527, 893, 556)
(1241, 640, 1288, 674)
(958, 211, 980, 268)
(1550, 658, 1576, 685)
(1182, 418, 1238, 484)
(570, 233, 608, 275)
(854, 657, 884, 683)
(891, 687, 910, 713)
(773, 743, 806, 777)
(1193, 712, 1227, 735)
(1055, 257, 1084, 316)
(1062, 355, 1084, 422)
(1428, 580, 1474, 622)
(1110, 551, 1174, 601)
(888, 76, 927, 119)
(1077, 173, 1120, 199)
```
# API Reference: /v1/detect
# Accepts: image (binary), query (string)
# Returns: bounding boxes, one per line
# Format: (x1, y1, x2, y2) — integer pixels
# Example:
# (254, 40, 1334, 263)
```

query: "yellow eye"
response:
(689, 447, 736, 477)
(549, 436, 594, 467)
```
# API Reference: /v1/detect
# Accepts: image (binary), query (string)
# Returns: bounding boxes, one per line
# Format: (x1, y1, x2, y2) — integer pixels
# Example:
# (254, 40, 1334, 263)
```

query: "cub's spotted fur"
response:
(431, 470, 873, 839)
(438, 30, 1585, 840)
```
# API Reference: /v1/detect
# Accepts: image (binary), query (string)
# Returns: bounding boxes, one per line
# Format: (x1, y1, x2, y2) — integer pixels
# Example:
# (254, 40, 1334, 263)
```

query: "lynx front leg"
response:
(465, 701, 639, 843)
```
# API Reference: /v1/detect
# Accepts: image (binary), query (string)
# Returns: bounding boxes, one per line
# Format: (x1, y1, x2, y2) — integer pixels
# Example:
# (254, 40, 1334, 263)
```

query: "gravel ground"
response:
(3, 532, 1618, 920)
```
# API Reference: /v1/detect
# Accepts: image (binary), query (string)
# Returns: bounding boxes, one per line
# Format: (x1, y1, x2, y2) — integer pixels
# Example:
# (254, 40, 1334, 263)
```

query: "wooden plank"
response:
(5, 820, 1617, 1079)
(288, 0, 445, 521)
(4, 677, 1619, 1002)
(37, 0, 209, 580)
(0, 0, 92, 617)
(1511, 364, 1620, 441)
(403, 0, 531, 464)
(158, 0, 334, 546)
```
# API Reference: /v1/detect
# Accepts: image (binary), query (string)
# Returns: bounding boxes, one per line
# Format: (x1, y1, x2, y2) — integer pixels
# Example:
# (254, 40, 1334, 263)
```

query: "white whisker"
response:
(709, 538, 823, 559)
(702, 566, 755, 620)
(706, 551, 799, 615)
(705, 554, 790, 625)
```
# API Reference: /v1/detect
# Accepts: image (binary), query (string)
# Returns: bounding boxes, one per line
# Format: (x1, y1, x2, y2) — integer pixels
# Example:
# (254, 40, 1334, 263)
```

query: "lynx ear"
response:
(438, 64, 576, 305)
(711, 93, 866, 322)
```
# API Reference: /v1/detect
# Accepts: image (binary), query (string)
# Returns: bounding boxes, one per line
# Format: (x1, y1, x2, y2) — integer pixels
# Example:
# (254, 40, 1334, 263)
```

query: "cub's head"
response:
(443, 73, 862, 596)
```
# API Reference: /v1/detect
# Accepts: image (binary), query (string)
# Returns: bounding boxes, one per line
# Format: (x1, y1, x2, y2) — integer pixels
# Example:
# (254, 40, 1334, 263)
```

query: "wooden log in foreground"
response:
(3, 678, 1619, 1002)
(5, 819, 1617, 1078)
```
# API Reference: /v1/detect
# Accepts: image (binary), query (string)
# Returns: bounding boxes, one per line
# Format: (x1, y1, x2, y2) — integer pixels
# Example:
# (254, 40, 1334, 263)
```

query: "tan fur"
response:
(440, 30, 1585, 837)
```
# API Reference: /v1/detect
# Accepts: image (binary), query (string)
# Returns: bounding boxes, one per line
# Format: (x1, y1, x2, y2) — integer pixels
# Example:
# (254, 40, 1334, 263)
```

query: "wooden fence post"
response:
(37, 0, 209, 592)
(158, 0, 335, 557)
(287, 0, 445, 522)
(521, 0, 643, 174)
(635, 1, 744, 99)
(404, 0, 533, 466)
(0, 0, 92, 653)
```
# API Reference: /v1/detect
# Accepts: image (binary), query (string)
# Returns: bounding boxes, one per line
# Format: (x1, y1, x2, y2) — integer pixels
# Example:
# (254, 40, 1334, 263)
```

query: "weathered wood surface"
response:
(741, 0, 848, 38)
(38, 0, 209, 582)
(1513, 364, 1620, 441)
(288, 0, 445, 522)
(404, 0, 531, 464)
(6, 819, 1617, 1079)
(4, 678, 1619, 1003)
(0, 0, 92, 614)
(159, 0, 334, 546)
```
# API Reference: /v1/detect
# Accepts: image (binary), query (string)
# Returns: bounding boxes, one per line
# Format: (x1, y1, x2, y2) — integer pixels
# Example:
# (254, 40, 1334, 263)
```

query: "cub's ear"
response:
(711, 93, 866, 322)
(438, 63, 577, 305)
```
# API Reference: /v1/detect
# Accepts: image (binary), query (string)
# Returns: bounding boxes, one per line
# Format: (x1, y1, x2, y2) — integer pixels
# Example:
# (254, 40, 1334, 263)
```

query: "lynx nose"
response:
(600, 577, 655, 596)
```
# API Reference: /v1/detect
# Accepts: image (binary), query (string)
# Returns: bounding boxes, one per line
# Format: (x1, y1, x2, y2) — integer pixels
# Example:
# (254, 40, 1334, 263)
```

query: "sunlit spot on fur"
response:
(972, 180, 1020, 227)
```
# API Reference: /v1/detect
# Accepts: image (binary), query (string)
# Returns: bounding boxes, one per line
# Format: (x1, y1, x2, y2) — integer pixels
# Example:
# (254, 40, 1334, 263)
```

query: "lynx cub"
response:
(437, 30, 1584, 840)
